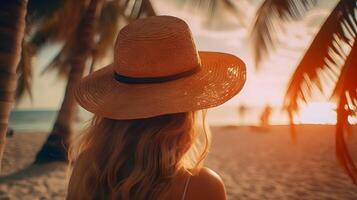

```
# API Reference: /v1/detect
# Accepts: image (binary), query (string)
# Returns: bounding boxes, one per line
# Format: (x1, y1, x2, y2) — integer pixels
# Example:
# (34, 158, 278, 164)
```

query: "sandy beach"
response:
(1, 125, 357, 200)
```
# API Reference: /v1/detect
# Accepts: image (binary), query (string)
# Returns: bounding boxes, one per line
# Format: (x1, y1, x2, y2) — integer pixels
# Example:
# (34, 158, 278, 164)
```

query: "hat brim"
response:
(75, 51, 246, 119)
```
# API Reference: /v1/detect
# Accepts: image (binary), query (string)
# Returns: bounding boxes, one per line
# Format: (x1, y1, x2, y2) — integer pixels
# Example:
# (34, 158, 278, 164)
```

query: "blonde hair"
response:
(67, 111, 210, 200)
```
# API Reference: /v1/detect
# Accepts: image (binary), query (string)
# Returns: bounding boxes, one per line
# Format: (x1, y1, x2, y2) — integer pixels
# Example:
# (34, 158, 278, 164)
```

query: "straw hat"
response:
(75, 16, 246, 119)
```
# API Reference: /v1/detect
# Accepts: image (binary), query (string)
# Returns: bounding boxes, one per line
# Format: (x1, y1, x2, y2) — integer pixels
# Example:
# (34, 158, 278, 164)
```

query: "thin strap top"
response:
(181, 175, 191, 200)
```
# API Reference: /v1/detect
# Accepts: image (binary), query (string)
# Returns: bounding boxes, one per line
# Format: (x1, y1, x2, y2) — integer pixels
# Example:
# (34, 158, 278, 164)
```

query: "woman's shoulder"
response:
(192, 167, 224, 186)
(187, 167, 226, 200)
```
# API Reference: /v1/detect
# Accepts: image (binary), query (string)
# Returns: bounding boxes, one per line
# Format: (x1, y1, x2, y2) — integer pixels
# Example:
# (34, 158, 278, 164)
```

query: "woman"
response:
(67, 16, 246, 200)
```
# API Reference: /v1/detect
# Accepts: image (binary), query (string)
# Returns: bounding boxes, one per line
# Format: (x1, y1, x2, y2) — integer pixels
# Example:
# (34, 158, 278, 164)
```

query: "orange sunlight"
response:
(295, 102, 336, 124)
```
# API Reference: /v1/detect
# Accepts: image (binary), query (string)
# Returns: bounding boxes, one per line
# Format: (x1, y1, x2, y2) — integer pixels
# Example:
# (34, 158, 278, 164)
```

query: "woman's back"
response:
(69, 150, 226, 200)
(67, 113, 218, 200)
(68, 141, 227, 200)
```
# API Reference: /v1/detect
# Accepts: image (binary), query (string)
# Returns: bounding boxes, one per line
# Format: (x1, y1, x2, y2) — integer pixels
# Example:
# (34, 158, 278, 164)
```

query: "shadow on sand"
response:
(0, 162, 67, 183)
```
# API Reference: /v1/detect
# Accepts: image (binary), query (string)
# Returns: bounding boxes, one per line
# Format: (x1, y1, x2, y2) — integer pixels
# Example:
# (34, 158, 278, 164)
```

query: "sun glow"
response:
(295, 102, 336, 124)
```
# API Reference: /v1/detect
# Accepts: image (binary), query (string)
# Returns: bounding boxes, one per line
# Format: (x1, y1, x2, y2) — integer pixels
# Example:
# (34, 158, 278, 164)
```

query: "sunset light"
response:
(295, 102, 337, 124)
(1, 1, 357, 200)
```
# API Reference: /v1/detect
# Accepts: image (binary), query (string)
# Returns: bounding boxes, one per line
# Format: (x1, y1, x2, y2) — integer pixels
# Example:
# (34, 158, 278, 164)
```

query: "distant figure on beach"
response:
(67, 16, 246, 200)
(260, 105, 272, 129)
(6, 128, 14, 137)
(237, 104, 248, 124)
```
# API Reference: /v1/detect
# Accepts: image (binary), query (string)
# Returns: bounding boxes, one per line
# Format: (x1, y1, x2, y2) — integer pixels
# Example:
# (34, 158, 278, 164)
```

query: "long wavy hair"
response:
(67, 111, 210, 200)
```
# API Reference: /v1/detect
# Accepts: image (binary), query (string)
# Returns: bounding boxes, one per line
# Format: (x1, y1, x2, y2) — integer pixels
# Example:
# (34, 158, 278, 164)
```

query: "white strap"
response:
(181, 176, 191, 200)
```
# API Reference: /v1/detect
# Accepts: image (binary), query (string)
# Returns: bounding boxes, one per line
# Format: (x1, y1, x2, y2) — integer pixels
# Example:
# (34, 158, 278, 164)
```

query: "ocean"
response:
(9, 110, 59, 132)
(8, 106, 291, 133)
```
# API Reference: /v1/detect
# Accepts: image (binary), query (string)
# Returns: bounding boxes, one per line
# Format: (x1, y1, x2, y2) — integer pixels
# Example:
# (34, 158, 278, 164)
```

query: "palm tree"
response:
(27, 0, 156, 163)
(33, 0, 104, 163)
(251, 0, 357, 182)
(0, 0, 27, 170)
(15, 0, 64, 102)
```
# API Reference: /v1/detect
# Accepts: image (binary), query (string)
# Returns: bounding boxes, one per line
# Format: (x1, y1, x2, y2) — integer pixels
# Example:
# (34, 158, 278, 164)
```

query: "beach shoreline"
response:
(1, 125, 357, 199)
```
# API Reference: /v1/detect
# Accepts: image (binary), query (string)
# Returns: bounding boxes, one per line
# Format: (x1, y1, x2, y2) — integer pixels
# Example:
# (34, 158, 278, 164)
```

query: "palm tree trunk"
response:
(0, 0, 27, 171)
(334, 37, 357, 183)
(34, 0, 103, 164)
(336, 97, 357, 183)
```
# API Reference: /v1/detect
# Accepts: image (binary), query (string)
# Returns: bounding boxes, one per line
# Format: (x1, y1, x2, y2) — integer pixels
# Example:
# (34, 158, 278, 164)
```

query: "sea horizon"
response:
(9, 106, 342, 133)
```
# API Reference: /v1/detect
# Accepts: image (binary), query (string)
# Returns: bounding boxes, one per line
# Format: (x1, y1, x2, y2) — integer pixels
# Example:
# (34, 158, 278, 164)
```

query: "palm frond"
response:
(91, 1, 122, 71)
(38, 0, 155, 77)
(90, 0, 156, 71)
(173, 0, 245, 28)
(140, 0, 156, 17)
(251, 0, 317, 68)
(29, 0, 87, 51)
(284, 0, 356, 115)
(333, 38, 357, 183)
(16, 42, 33, 102)
(33, 0, 94, 77)
(282, 0, 357, 183)
(205, 0, 242, 20)
(14, 0, 65, 101)
(18, 0, 87, 80)
(40, 35, 77, 77)
(27, 0, 62, 23)
(122, 0, 156, 20)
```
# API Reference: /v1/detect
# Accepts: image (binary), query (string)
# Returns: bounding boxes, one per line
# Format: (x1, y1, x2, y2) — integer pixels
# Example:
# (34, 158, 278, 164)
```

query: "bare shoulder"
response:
(188, 167, 227, 200)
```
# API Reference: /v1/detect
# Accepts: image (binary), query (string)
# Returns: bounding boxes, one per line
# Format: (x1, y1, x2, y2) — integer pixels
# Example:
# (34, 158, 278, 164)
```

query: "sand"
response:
(0, 125, 357, 200)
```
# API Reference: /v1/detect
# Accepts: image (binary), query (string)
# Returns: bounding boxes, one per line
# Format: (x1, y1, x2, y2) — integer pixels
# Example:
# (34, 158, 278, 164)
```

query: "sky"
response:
(16, 0, 338, 110)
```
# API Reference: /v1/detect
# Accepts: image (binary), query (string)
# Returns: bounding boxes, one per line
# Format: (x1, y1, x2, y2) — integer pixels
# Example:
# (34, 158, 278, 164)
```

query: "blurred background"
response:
(11, 0, 356, 128)
(1, 0, 357, 199)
